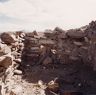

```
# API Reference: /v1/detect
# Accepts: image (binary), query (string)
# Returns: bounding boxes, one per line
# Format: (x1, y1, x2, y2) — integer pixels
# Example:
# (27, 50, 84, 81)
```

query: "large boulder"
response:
(0, 33, 17, 44)
(0, 54, 13, 68)
(0, 43, 11, 56)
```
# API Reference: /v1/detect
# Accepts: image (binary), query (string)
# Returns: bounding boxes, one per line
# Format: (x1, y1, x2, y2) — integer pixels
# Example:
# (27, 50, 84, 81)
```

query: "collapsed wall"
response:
(22, 21, 96, 70)
(0, 21, 96, 94)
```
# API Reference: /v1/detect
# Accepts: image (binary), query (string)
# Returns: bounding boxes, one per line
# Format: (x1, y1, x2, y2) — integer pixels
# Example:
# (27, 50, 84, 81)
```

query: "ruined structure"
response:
(22, 21, 96, 70)
(0, 21, 96, 95)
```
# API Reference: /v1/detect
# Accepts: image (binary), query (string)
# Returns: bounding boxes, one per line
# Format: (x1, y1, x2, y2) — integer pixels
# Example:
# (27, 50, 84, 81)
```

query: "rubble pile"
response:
(0, 21, 96, 94)
(0, 32, 24, 95)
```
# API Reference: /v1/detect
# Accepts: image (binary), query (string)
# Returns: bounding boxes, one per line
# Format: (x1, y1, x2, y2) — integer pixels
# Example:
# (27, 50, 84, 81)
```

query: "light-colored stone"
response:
(11, 85, 23, 95)
(39, 39, 55, 45)
(13, 59, 21, 64)
(19, 32, 25, 38)
(0, 43, 11, 56)
(73, 41, 83, 46)
(14, 70, 22, 75)
(10, 91, 16, 95)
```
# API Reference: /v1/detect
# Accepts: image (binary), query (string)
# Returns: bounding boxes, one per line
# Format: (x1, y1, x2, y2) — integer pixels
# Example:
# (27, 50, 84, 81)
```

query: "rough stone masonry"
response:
(22, 21, 96, 70)
(0, 21, 96, 95)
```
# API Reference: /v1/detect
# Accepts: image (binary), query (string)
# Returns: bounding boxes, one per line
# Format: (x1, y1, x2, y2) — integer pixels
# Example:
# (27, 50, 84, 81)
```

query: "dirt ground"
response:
(13, 62, 96, 95)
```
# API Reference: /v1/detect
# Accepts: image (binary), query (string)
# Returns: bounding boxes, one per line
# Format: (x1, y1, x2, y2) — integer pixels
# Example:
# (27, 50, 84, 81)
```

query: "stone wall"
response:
(22, 21, 96, 70)
(0, 21, 96, 94)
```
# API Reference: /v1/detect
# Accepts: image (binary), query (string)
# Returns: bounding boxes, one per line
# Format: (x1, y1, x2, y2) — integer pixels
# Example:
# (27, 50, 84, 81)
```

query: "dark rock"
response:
(43, 56, 53, 65)
(0, 32, 17, 44)
(66, 29, 85, 39)
(54, 27, 65, 33)
(47, 80, 59, 93)
(0, 54, 12, 68)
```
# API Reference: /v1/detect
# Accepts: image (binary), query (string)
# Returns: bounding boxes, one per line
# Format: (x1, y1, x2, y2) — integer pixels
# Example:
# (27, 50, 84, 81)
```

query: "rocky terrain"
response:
(0, 21, 96, 95)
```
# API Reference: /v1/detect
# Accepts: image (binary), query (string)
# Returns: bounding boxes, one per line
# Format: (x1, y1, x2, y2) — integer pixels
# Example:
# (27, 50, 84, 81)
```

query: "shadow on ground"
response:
(20, 61, 96, 94)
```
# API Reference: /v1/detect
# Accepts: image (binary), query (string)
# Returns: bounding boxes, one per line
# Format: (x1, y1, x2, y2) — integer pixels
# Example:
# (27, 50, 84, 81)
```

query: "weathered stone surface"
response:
(90, 43, 96, 71)
(0, 85, 2, 95)
(0, 43, 11, 56)
(13, 59, 21, 64)
(10, 85, 23, 95)
(58, 32, 67, 39)
(19, 32, 25, 38)
(54, 27, 65, 33)
(73, 41, 83, 46)
(44, 29, 53, 38)
(10, 91, 16, 95)
(11, 51, 21, 59)
(66, 29, 85, 38)
(85, 21, 96, 42)
(47, 80, 59, 92)
(39, 39, 55, 45)
(25, 32, 34, 37)
(14, 70, 22, 75)
(1, 21, 96, 95)
(93, 62, 96, 71)
(0, 32, 17, 44)
(43, 56, 53, 65)
(0, 54, 12, 68)
(20, 20, 96, 71)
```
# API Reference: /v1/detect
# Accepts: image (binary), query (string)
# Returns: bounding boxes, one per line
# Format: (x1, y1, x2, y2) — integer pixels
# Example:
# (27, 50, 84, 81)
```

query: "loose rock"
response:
(14, 70, 22, 75)
(0, 32, 17, 44)
(0, 54, 12, 68)
(67, 29, 85, 38)
(43, 56, 53, 65)
(0, 43, 11, 56)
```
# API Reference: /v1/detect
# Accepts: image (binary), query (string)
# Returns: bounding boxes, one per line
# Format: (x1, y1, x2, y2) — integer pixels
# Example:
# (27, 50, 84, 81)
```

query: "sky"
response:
(0, 0, 96, 31)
